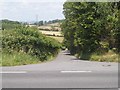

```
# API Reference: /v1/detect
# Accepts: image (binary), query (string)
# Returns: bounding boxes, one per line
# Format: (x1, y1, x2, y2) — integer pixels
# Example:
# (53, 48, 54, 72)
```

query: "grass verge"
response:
(1, 50, 40, 66)
(90, 50, 119, 62)
(1, 49, 60, 66)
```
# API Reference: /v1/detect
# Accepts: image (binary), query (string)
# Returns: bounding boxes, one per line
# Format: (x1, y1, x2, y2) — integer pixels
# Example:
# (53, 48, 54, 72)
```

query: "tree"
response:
(113, 2, 120, 53)
(38, 21, 44, 26)
(61, 2, 119, 59)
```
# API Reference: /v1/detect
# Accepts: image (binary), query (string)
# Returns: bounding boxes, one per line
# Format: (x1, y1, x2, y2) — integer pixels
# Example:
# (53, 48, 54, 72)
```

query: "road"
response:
(1, 50, 118, 89)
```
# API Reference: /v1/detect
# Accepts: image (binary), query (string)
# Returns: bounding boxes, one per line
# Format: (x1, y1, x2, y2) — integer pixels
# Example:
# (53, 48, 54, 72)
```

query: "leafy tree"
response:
(113, 2, 120, 53)
(61, 2, 119, 59)
(38, 21, 44, 26)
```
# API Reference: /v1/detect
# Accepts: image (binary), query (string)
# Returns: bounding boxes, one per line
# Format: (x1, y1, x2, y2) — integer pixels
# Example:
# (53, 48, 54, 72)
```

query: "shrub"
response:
(2, 27, 61, 62)
(96, 41, 109, 55)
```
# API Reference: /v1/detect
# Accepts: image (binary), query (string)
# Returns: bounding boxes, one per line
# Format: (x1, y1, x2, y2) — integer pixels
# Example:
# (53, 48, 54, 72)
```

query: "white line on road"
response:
(61, 70, 92, 73)
(0, 71, 27, 74)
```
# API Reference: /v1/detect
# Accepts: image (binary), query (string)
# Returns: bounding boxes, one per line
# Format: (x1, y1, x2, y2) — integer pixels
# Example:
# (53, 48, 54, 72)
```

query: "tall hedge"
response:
(2, 27, 61, 61)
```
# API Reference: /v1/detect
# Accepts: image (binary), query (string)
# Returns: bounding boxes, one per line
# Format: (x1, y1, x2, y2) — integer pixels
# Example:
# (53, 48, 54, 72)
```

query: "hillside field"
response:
(38, 22, 64, 43)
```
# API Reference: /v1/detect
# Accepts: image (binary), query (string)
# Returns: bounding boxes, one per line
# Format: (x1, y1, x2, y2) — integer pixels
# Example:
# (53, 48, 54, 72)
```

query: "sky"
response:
(1, 0, 117, 22)
(0, 0, 66, 22)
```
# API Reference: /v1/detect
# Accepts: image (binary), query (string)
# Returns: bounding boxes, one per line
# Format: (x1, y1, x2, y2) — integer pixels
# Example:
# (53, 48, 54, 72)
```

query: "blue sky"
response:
(1, 0, 66, 22)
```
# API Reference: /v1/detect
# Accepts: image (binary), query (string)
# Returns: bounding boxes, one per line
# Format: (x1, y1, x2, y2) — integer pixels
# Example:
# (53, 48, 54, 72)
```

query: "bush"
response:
(2, 27, 61, 62)
(96, 41, 109, 55)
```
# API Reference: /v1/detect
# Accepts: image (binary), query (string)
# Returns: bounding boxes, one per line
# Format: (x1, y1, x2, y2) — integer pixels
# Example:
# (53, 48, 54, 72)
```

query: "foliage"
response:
(113, 2, 120, 53)
(46, 19, 63, 24)
(33, 19, 63, 25)
(2, 27, 61, 63)
(1, 19, 22, 30)
(34, 21, 44, 26)
(61, 2, 119, 60)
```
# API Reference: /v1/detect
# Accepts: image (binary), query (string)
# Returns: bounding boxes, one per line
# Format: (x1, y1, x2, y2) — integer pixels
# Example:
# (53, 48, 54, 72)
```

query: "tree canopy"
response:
(61, 2, 120, 59)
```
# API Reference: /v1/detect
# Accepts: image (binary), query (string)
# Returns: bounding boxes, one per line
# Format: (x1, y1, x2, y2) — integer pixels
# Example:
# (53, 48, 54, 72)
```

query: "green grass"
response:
(1, 50, 40, 66)
(1, 49, 60, 66)
(90, 50, 119, 62)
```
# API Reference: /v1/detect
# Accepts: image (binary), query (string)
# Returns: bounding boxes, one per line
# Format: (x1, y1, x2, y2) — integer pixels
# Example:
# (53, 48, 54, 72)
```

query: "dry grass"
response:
(39, 30, 62, 36)
(38, 22, 61, 31)
(90, 50, 119, 62)
(38, 22, 62, 37)
(47, 36, 64, 43)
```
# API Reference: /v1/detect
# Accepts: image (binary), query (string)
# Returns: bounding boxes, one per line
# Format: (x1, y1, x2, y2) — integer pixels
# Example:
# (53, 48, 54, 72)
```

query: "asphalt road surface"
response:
(1, 50, 118, 89)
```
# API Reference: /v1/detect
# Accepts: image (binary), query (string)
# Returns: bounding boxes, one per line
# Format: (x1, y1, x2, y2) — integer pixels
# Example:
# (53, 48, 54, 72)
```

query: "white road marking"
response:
(61, 70, 92, 73)
(0, 71, 27, 73)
